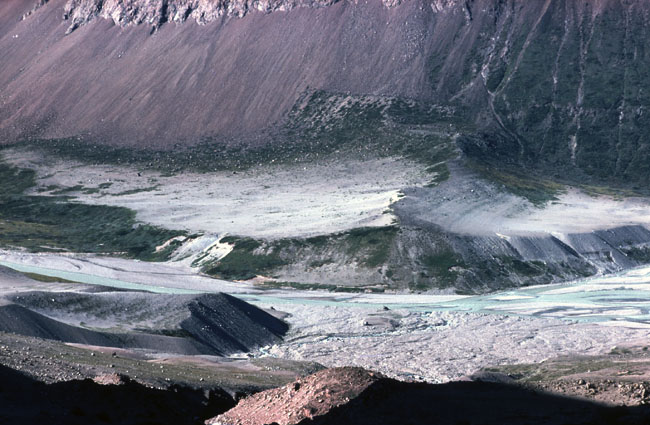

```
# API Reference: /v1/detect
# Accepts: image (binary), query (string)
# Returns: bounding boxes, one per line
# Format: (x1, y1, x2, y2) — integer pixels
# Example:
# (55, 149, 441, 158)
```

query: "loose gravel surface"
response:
(482, 345, 650, 406)
(0, 331, 322, 390)
(258, 302, 650, 383)
(4, 150, 428, 239)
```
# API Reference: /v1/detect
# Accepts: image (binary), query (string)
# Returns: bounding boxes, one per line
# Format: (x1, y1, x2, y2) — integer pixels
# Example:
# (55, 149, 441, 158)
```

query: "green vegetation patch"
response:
(482, 359, 619, 383)
(205, 226, 398, 282)
(576, 183, 643, 199)
(50, 185, 85, 195)
(343, 227, 398, 268)
(622, 246, 650, 263)
(425, 163, 450, 187)
(0, 162, 36, 195)
(480, 347, 650, 383)
(21, 272, 79, 284)
(205, 238, 286, 281)
(0, 160, 184, 260)
(426, 6, 650, 191)
(253, 280, 385, 293)
(112, 185, 160, 197)
(284, 91, 463, 176)
(467, 160, 565, 206)
(500, 256, 547, 277)
(418, 250, 466, 289)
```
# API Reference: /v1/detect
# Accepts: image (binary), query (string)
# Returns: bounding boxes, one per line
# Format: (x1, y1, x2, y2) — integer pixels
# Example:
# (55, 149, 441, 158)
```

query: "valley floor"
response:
(0, 149, 649, 423)
(2, 149, 426, 239)
(1, 250, 648, 384)
(7, 148, 650, 240)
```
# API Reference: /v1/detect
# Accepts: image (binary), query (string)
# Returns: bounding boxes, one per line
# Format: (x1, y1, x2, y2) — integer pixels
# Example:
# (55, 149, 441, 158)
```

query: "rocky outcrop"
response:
(32, 0, 454, 34)
(60, 0, 342, 34)
(207, 367, 381, 425)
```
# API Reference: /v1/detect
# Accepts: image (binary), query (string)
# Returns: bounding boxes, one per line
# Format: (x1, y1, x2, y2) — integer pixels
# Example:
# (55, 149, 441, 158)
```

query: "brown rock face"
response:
(206, 367, 380, 425)
(60, 0, 343, 34)
(92, 372, 128, 385)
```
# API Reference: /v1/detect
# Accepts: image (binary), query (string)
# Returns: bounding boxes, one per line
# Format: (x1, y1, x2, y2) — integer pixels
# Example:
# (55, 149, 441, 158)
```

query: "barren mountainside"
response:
(1, 0, 650, 185)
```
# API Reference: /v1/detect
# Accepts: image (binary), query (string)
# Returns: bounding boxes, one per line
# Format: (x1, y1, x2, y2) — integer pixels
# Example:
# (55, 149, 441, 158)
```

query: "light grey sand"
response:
(7, 150, 650, 243)
(4, 150, 428, 239)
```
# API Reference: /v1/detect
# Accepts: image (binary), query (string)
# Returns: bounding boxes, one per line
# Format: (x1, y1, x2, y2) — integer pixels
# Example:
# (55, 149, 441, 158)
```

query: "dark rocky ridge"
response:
(0, 290, 288, 355)
(0, 301, 217, 354)
(2, 0, 650, 185)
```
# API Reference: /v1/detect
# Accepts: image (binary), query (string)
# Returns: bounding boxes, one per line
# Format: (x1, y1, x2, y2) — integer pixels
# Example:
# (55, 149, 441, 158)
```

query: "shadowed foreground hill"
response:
(3, 363, 649, 425)
(209, 367, 650, 425)
(0, 364, 235, 425)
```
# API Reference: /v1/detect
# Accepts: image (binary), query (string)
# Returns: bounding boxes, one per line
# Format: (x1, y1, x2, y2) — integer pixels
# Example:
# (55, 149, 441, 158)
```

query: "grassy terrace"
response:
(465, 160, 566, 206)
(203, 227, 398, 284)
(0, 159, 183, 260)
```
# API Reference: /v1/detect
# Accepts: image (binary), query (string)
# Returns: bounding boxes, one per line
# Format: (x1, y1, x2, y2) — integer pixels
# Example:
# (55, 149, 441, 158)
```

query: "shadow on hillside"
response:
(304, 379, 650, 425)
(0, 365, 235, 425)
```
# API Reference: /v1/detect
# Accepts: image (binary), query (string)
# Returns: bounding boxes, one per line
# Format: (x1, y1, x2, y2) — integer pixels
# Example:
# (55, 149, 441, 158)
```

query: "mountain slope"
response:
(1, 0, 649, 186)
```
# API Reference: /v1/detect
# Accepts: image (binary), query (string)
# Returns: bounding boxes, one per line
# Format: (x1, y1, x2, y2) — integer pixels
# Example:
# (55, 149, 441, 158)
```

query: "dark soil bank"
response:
(0, 365, 235, 425)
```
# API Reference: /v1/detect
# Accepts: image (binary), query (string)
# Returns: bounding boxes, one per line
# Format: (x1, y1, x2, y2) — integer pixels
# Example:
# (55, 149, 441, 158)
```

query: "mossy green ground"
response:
(418, 251, 466, 289)
(466, 160, 566, 206)
(446, 2, 650, 191)
(205, 238, 287, 281)
(0, 159, 183, 260)
(204, 227, 398, 282)
(483, 345, 650, 385)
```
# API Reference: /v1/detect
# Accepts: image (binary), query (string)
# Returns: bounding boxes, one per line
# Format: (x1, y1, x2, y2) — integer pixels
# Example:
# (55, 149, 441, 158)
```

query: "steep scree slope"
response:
(2, 291, 288, 355)
(1, 0, 650, 185)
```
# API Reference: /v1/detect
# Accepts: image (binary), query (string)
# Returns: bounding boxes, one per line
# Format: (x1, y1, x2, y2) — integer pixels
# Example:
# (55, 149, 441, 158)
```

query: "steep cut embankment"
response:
(1, 291, 287, 355)
(2, 0, 650, 185)
(0, 300, 215, 354)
